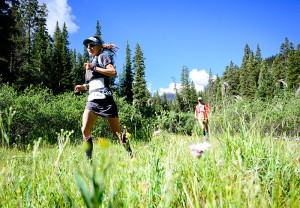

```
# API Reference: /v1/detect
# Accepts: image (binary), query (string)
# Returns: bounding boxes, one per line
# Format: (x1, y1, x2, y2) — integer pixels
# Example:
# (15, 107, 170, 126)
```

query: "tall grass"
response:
(210, 92, 300, 137)
(0, 107, 16, 147)
(1, 129, 299, 207)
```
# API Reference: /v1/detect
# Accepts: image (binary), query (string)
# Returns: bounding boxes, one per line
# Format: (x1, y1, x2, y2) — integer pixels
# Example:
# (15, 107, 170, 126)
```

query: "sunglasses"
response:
(86, 43, 98, 48)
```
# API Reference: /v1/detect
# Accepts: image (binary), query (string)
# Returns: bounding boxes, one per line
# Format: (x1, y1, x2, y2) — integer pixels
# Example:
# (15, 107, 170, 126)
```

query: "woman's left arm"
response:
(93, 64, 117, 77)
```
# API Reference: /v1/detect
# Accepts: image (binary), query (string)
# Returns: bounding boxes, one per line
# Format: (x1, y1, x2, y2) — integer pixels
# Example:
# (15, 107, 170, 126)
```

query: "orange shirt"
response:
(195, 103, 209, 120)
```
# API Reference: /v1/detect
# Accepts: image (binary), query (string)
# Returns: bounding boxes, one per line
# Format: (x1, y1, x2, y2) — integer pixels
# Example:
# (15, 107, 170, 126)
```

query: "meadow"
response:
(1, 129, 300, 207)
(1, 85, 300, 207)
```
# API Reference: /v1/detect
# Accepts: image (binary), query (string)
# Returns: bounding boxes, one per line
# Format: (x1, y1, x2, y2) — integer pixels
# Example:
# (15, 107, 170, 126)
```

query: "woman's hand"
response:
(74, 85, 86, 92)
(84, 62, 92, 70)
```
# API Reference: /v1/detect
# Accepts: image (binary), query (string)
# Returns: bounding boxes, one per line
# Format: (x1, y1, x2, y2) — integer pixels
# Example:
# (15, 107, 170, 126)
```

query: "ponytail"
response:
(102, 43, 118, 54)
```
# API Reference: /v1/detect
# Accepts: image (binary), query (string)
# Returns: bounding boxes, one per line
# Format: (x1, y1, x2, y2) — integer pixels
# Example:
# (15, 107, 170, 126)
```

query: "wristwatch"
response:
(83, 84, 88, 90)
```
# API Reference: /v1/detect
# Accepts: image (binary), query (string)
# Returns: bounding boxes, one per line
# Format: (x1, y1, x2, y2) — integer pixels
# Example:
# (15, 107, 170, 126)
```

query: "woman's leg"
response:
(82, 109, 98, 160)
(105, 116, 121, 139)
(203, 120, 209, 141)
(197, 117, 204, 135)
(204, 122, 209, 135)
(106, 116, 133, 158)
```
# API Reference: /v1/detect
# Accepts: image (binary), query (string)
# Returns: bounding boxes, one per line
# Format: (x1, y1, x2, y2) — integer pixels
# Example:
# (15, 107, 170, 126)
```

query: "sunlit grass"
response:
(1, 130, 300, 207)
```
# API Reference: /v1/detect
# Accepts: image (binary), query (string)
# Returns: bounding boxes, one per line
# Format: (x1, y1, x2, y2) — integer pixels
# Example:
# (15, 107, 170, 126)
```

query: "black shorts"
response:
(85, 96, 118, 118)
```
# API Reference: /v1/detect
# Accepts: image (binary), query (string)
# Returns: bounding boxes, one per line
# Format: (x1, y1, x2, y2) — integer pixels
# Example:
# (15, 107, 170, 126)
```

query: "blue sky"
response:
(38, 0, 300, 95)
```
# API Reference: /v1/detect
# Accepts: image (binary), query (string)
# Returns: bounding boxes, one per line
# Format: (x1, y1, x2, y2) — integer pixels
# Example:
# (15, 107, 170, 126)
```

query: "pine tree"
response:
(271, 54, 285, 84)
(10, 0, 44, 89)
(222, 61, 232, 97)
(52, 22, 63, 93)
(280, 37, 294, 57)
(77, 53, 85, 84)
(231, 65, 240, 96)
(272, 38, 294, 84)
(241, 44, 252, 68)
(206, 69, 214, 104)
(286, 45, 300, 89)
(213, 75, 222, 104)
(60, 22, 72, 92)
(108, 51, 117, 90)
(95, 20, 104, 44)
(240, 54, 256, 98)
(132, 43, 148, 112)
(31, 3, 50, 85)
(152, 91, 163, 113)
(119, 41, 133, 102)
(70, 49, 85, 87)
(82, 43, 89, 63)
(256, 60, 274, 100)
(161, 93, 169, 111)
(173, 85, 183, 113)
(0, 0, 16, 83)
(6, 0, 21, 84)
(239, 44, 255, 98)
(44, 40, 54, 89)
(70, 49, 77, 85)
(265, 55, 276, 67)
(190, 81, 198, 108)
(222, 61, 240, 97)
(180, 65, 191, 112)
(255, 44, 262, 62)
(253, 44, 262, 86)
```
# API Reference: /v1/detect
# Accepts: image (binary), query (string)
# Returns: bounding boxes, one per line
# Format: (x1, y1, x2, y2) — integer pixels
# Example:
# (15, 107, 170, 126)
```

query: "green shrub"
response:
(116, 97, 156, 140)
(156, 111, 195, 136)
(0, 85, 158, 145)
(0, 85, 85, 145)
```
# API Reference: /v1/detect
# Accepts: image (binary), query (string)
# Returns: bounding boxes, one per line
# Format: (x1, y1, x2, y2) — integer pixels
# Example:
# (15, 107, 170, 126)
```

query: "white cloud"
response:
(193, 83, 205, 92)
(147, 83, 152, 93)
(38, 0, 79, 35)
(158, 69, 210, 95)
(189, 69, 209, 85)
(158, 82, 181, 96)
(189, 69, 210, 92)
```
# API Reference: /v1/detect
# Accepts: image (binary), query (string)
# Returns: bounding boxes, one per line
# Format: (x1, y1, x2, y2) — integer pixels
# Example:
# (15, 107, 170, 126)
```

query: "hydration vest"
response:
(86, 54, 111, 88)
(86, 54, 113, 101)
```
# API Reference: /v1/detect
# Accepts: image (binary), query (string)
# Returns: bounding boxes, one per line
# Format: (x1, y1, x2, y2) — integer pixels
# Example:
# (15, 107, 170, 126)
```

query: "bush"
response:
(115, 96, 156, 140)
(0, 84, 85, 145)
(0, 85, 158, 145)
(156, 111, 195, 136)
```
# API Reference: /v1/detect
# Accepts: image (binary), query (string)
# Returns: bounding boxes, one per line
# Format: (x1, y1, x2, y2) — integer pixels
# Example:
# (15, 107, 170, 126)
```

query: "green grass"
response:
(1, 131, 300, 207)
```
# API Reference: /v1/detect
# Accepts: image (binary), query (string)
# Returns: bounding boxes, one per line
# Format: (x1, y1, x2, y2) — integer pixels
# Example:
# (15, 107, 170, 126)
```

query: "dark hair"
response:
(103, 43, 118, 54)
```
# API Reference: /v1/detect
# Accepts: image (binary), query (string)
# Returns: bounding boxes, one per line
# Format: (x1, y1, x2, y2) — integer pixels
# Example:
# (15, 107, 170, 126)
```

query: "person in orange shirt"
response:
(194, 97, 210, 141)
